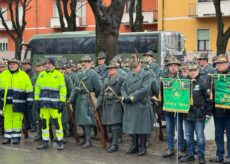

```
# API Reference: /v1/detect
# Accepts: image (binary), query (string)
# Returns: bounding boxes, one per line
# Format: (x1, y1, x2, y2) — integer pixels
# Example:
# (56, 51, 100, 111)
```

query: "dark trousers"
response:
(214, 117, 230, 159)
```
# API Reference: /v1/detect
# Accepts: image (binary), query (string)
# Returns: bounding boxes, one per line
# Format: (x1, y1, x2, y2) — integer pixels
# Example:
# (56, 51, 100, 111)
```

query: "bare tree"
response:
(128, 0, 143, 32)
(56, 0, 78, 31)
(0, 0, 31, 60)
(88, 0, 126, 64)
(213, 0, 230, 55)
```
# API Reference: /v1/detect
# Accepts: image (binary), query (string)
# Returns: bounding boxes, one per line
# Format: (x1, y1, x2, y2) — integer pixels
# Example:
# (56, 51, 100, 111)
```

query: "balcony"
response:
(197, 0, 230, 18)
(0, 20, 13, 31)
(50, 16, 85, 29)
(121, 11, 158, 25)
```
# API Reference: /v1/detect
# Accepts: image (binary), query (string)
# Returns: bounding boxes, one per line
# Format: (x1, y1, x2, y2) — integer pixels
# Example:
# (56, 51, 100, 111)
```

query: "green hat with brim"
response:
(213, 54, 228, 64)
(187, 61, 199, 70)
(22, 59, 31, 65)
(106, 61, 119, 69)
(79, 55, 92, 62)
(8, 58, 20, 65)
(197, 53, 208, 60)
(166, 56, 181, 66)
(97, 51, 106, 60)
(143, 50, 155, 58)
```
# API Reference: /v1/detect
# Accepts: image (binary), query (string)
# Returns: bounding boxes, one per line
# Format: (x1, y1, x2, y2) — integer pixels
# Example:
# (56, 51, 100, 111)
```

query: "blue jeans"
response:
(165, 112, 185, 151)
(214, 117, 230, 159)
(184, 120, 205, 157)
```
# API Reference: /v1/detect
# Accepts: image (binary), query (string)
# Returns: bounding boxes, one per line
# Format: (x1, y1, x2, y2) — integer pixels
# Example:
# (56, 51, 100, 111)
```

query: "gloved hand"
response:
(123, 97, 132, 104)
(58, 101, 66, 113)
(0, 110, 3, 116)
(34, 100, 40, 112)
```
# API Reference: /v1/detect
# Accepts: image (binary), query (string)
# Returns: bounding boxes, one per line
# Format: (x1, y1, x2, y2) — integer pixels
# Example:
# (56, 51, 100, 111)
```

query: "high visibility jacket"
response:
(0, 69, 33, 113)
(35, 69, 67, 109)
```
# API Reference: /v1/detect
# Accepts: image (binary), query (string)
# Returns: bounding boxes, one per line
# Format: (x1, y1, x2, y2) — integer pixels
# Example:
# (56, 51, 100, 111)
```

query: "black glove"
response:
(58, 101, 66, 113)
(123, 97, 132, 104)
(34, 100, 40, 112)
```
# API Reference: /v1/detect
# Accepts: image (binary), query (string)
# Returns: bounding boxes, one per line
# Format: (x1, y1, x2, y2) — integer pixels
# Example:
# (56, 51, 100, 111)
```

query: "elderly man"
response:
(121, 55, 153, 156)
(0, 58, 33, 144)
(180, 61, 211, 164)
(210, 55, 230, 164)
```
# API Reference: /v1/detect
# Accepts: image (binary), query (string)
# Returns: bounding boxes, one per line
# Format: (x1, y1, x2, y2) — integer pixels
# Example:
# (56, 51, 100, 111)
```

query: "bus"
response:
(26, 31, 185, 66)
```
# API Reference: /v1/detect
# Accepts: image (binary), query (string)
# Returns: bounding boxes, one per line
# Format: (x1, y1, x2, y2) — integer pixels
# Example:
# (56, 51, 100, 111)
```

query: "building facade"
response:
(0, 0, 157, 59)
(158, 0, 230, 61)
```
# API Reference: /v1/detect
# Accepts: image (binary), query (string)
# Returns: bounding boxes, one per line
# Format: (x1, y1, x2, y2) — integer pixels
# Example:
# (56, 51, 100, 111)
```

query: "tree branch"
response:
(0, 8, 16, 40)
(56, 0, 66, 31)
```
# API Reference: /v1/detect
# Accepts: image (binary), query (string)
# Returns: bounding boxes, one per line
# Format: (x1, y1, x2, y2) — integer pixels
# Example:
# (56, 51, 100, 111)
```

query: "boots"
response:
(2, 138, 11, 144)
(126, 135, 139, 154)
(57, 141, 64, 150)
(12, 138, 20, 144)
(138, 134, 147, 156)
(34, 121, 42, 142)
(82, 126, 92, 149)
(37, 141, 49, 150)
(107, 128, 119, 153)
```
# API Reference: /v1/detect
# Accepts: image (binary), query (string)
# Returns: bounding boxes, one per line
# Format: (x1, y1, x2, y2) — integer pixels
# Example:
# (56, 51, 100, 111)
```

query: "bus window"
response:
(118, 36, 137, 53)
(54, 38, 73, 54)
(73, 37, 95, 54)
(136, 35, 158, 53)
(165, 34, 182, 51)
(30, 39, 54, 54)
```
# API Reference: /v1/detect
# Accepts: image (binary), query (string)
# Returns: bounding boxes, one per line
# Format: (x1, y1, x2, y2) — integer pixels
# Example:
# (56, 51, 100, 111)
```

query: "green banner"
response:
(162, 78, 190, 113)
(214, 74, 230, 109)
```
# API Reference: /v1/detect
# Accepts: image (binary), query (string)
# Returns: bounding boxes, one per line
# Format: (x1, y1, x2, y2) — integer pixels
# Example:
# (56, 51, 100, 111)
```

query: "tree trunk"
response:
(88, 0, 126, 64)
(134, 0, 144, 32)
(15, 39, 23, 60)
(213, 0, 230, 55)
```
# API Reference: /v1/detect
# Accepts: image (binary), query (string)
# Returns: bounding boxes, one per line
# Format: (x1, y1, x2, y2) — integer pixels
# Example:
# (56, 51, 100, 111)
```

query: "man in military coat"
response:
(96, 61, 125, 153)
(197, 52, 217, 79)
(121, 55, 153, 156)
(143, 50, 161, 79)
(69, 55, 101, 149)
(95, 51, 108, 81)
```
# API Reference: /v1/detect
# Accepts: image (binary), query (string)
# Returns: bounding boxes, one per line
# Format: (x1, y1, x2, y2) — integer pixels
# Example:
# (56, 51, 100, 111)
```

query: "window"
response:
(0, 7, 7, 20)
(53, 4, 59, 17)
(76, 1, 86, 25)
(73, 37, 95, 54)
(0, 38, 8, 51)
(197, 29, 210, 51)
(54, 38, 73, 54)
(124, 0, 138, 13)
(30, 39, 54, 54)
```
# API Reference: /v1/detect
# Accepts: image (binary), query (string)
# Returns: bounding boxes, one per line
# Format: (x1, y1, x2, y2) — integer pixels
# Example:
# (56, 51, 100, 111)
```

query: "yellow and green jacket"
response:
(0, 69, 33, 113)
(35, 68, 67, 109)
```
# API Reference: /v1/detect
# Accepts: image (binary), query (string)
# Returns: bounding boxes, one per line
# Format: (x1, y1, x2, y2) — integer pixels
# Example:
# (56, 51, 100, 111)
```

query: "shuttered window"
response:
(197, 29, 210, 51)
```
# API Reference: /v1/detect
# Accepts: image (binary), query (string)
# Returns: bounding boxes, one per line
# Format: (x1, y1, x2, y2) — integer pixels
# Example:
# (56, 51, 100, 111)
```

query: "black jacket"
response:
(184, 75, 211, 121)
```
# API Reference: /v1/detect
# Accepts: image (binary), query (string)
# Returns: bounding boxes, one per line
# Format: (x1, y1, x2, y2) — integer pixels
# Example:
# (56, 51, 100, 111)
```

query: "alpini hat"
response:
(187, 60, 199, 70)
(97, 51, 106, 60)
(106, 61, 119, 69)
(22, 59, 31, 65)
(197, 52, 208, 60)
(79, 55, 92, 62)
(166, 56, 181, 66)
(143, 50, 155, 58)
(0, 60, 6, 67)
(8, 58, 20, 65)
(213, 54, 228, 64)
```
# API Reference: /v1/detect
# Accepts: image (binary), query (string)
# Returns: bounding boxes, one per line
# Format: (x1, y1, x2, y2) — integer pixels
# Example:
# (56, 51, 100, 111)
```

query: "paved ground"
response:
(0, 130, 217, 164)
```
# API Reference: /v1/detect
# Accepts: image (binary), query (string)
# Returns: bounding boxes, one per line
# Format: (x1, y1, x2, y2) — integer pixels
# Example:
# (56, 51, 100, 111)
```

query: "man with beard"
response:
(0, 58, 33, 144)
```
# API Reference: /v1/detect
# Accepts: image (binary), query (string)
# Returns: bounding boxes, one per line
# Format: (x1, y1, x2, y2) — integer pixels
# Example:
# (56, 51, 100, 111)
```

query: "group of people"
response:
(0, 51, 229, 164)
